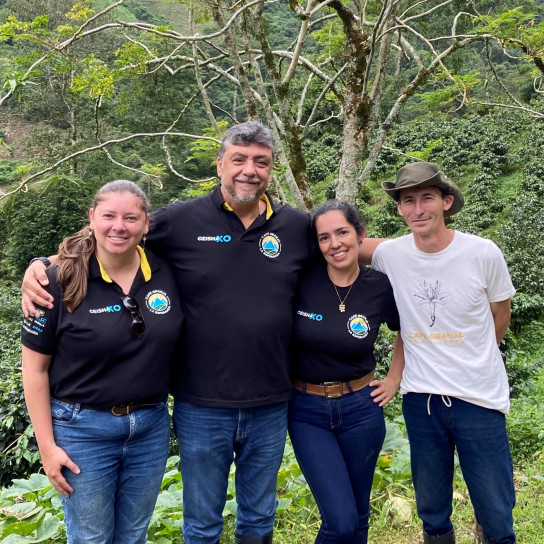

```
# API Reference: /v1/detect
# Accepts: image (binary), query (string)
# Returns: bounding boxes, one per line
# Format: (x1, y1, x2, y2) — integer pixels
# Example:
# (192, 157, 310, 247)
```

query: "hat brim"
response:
(381, 176, 464, 217)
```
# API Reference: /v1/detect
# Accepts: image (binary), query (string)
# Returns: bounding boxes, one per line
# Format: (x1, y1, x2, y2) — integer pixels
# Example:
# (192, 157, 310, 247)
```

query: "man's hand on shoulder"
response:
(21, 259, 55, 317)
(359, 237, 386, 265)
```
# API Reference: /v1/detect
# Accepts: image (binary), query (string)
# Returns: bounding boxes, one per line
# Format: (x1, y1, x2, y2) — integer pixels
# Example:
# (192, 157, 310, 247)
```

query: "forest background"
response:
(0, 0, 543, 542)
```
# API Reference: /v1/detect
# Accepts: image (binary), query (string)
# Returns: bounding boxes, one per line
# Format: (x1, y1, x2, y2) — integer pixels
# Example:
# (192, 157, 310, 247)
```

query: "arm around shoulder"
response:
(358, 237, 387, 265)
(21, 256, 58, 317)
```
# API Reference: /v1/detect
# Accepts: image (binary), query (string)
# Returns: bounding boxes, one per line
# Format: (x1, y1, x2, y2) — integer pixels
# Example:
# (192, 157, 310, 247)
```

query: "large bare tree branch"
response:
(0, 132, 221, 202)
(2, 0, 540, 205)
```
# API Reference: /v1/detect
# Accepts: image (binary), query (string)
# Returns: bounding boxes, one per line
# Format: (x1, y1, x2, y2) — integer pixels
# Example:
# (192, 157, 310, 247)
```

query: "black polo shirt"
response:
(21, 249, 184, 410)
(148, 185, 313, 408)
(292, 262, 400, 383)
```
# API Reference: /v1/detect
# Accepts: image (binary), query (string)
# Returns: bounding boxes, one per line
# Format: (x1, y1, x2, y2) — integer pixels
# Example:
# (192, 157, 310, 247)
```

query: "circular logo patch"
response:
(259, 232, 281, 258)
(348, 314, 370, 339)
(145, 290, 171, 314)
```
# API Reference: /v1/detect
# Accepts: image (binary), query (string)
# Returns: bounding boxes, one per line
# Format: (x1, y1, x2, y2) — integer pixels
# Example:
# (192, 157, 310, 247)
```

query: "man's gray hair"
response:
(219, 121, 274, 158)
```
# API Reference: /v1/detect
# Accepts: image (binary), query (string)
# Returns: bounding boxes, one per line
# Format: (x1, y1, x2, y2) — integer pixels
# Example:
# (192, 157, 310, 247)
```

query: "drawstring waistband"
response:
(427, 393, 452, 415)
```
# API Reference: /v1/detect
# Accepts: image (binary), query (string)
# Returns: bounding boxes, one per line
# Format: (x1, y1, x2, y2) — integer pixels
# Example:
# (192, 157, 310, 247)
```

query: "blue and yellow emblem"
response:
(145, 290, 171, 314)
(259, 232, 281, 258)
(348, 314, 370, 339)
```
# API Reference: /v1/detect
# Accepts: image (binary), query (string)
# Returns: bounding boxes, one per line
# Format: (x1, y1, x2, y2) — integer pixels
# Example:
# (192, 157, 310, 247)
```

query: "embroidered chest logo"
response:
(89, 304, 121, 314)
(297, 310, 323, 321)
(347, 314, 370, 339)
(146, 290, 171, 314)
(259, 232, 281, 258)
(197, 235, 232, 243)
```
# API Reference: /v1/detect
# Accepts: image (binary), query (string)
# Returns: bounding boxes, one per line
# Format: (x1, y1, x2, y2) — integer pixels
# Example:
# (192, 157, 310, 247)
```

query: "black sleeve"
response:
(146, 205, 175, 256)
(382, 280, 400, 332)
(304, 212, 319, 261)
(21, 268, 61, 355)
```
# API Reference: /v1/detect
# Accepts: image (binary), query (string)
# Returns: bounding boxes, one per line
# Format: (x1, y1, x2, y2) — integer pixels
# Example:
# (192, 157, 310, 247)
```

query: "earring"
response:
(85, 229, 93, 241)
(141, 236, 146, 248)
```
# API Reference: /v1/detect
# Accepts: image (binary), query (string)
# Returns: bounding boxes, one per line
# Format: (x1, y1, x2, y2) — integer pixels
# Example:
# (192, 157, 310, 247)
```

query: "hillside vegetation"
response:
(0, 1, 543, 542)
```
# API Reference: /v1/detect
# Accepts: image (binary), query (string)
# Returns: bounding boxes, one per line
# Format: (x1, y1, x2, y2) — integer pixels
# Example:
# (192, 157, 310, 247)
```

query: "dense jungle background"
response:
(0, 1, 544, 542)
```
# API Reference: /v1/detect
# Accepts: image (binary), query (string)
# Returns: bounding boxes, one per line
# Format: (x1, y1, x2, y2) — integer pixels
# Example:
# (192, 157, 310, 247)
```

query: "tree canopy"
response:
(0, 0, 543, 206)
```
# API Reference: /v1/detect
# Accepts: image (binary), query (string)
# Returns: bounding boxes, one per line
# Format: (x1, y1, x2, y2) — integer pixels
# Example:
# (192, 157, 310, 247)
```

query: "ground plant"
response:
(2, 410, 544, 543)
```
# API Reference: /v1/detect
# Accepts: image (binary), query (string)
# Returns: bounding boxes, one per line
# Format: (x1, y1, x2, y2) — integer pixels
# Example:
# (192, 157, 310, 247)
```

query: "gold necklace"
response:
(328, 269, 359, 312)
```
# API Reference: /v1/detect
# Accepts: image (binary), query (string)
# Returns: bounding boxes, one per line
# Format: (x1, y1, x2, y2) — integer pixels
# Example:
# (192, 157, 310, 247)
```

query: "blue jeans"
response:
(173, 401, 288, 544)
(403, 393, 516, 543)
(288, 386, 386, 544)
(51, 398, 170, 544)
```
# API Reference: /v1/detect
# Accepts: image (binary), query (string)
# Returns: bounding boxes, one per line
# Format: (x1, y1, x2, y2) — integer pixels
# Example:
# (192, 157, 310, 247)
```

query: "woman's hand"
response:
(371, 332, 405, 406)
(369, 376, 400, 407)
(40, 444, 80, 497)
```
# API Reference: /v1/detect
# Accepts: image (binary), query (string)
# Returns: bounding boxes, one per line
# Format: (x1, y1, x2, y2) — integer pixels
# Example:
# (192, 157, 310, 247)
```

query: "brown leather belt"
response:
(293, 371, 374, 398)
(56, 398, 160, 416)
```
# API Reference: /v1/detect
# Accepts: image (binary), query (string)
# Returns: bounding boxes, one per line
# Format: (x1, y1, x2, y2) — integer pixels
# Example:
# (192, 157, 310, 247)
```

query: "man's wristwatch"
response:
(29, 257, 52, 268)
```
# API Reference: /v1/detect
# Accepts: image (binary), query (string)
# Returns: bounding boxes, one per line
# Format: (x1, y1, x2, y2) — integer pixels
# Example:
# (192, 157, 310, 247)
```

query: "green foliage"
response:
(70, 55, 116, 98)
(115, 41, 154, 70)
(180, 180, 216, 200)
(0, 14, 51, 43)
(65, 1, 94, 23)
(184, 122, 225, 167)
(303, 134, 341, 186)
(367, 195, 405, 238)
(415, 72, 481, 115)
(504, 328, 544, 400)
(0, 282, 39, 488)
(0, 473, 63, 543)
(0, 420, 415, 541)
(475, 8, 544, 58)
(0, 159, 18, 186)
(123, 1, 167, 25)
(310, 18, 346, 61)
(507, 373, 544, 463)
(497, 178, 544, 329)
(0, 175, 97, 277)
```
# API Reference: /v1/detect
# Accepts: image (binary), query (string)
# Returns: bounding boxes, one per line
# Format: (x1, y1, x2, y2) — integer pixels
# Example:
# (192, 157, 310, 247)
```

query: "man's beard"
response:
(222, 177, 266, 204)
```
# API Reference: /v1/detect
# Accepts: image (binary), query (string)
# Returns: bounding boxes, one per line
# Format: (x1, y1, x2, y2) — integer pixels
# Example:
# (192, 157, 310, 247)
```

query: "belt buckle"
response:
(323, 381, 343, 399)
(111, 405, 130, 416)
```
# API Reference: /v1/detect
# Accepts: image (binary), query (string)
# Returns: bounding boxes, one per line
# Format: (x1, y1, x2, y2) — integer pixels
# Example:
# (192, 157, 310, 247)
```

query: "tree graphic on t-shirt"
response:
(414, 280, 450, 327)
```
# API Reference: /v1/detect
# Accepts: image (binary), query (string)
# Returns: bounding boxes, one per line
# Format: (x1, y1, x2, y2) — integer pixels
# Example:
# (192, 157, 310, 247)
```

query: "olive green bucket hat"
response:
(382, 162, 464, 217)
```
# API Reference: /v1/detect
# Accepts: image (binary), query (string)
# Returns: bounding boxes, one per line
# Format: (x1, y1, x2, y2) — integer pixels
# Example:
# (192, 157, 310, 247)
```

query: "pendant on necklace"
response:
(339, 303, 346, 312)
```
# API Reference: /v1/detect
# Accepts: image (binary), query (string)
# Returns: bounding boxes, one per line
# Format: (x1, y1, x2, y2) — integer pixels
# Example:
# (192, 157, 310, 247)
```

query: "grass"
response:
(269, 451, 544, 543)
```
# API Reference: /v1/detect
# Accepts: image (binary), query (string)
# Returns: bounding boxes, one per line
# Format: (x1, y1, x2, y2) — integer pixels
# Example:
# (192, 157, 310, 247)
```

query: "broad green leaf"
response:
(222, 498, 237, 517)
(0, 501, 38, 520)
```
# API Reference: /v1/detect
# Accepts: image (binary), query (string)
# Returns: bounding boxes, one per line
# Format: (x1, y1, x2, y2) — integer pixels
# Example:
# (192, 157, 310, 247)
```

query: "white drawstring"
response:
(427, 394, 452, 415)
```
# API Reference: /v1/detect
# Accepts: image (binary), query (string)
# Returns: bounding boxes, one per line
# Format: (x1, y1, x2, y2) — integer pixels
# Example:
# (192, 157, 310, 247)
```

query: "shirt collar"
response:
(96, 245, 152, 283)
(221, 192, 274, 220)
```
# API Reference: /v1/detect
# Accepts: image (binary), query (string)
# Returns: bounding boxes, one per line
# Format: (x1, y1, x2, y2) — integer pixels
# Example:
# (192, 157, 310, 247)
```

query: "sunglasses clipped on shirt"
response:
(122, 296, 145, 339)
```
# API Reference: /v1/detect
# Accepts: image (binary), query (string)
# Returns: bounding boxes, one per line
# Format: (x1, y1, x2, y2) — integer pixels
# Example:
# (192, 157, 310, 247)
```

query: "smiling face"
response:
(89, 191, 149, 260)
(397, 186, 454, 239)
(216, 143, 273, 207)
(315, 210, 365, 275)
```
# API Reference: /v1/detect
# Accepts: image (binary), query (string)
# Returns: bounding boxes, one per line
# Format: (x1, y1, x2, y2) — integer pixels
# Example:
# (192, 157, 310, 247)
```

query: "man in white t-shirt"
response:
(371, 162, 516, 544)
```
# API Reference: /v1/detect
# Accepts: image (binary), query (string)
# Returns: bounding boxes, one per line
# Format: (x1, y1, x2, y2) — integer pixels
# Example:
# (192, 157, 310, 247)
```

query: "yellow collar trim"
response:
(137, 246, 152, 281)
(97, 246, 151, 283)
(222, 193, 273, 220)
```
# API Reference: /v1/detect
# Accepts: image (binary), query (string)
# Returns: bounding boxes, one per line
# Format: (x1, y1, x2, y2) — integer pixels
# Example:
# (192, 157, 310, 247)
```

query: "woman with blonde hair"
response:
(21, 180, 183, 544)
